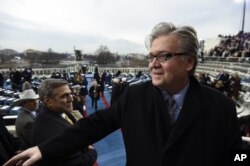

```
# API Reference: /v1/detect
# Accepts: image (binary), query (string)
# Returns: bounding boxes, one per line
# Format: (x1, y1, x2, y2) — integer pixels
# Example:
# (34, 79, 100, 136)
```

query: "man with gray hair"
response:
(4, 22, 242, 166)
(31, 78, 97, 166)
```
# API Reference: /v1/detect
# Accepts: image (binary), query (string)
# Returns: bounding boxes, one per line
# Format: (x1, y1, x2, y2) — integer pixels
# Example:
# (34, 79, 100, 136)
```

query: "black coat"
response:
(39, 76, 242, 166)
(32, 108, 97, 166)
(0, 116, 20, 165)
(88, 85, 100, 100)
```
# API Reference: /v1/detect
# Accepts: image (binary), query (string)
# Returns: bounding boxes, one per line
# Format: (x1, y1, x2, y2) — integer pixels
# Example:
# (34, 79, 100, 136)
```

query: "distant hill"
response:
(0, 49, 19, 55)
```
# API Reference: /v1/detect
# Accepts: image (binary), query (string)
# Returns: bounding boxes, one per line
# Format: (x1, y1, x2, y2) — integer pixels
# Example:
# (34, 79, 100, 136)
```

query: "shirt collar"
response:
(22, 107, 37, 117)
(161, 81, 190, 108)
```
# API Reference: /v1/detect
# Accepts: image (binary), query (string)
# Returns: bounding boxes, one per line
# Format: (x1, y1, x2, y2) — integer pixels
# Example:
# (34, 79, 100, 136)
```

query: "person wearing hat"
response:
(14, 89, 39, 150)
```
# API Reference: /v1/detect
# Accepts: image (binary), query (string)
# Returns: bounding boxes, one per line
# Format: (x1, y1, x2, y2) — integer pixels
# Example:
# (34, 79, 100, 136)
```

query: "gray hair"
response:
(38, 78, 69, 102)
(145, 22, 199, 75)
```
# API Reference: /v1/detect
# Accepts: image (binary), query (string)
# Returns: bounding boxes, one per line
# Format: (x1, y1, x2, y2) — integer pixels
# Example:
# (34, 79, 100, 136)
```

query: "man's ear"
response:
(186, 57, 195, 72)
(44, 96, 53, 107)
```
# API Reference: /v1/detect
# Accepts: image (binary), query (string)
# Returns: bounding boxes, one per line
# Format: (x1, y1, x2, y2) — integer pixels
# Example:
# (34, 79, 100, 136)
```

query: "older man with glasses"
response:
(4, 22, 242, 166)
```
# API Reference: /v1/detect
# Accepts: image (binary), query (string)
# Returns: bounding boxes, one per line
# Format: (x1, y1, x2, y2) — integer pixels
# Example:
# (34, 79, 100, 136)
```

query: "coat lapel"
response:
(44, 109, 71, 127)
(153, 86, 172, 147)
(164, 77, 204, 151)
(21, 108, 36, 120)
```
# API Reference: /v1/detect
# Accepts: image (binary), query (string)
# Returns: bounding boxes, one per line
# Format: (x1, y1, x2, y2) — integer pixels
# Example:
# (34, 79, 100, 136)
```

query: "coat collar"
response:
(39, 106, 72, 127)
(20, 107, 36, 119)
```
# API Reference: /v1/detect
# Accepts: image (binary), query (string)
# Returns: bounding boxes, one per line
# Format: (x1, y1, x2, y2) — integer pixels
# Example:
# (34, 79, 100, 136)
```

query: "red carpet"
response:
(100, 93, 110, 109)
(85, 93, 110, 166)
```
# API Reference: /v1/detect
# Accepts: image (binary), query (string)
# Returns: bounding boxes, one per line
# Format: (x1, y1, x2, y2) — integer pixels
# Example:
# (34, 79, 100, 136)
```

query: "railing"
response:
(0, 66, 149, 76)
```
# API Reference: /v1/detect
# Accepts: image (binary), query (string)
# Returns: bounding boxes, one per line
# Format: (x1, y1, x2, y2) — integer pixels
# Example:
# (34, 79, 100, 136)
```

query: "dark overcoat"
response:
(39, 76, 242, 166)
(32, 108, 97, 166)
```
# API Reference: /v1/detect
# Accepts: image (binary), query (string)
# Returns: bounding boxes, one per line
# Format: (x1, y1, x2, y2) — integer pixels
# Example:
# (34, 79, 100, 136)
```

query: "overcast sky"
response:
(0, 0, 249, 54)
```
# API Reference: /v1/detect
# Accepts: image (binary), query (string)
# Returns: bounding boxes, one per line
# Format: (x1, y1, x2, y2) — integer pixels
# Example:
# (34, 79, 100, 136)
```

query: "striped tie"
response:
(168, 97, 176, 125)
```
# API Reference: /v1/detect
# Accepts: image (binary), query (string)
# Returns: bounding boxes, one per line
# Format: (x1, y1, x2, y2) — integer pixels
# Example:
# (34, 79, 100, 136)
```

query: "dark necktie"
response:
(168, 97, 176, 125)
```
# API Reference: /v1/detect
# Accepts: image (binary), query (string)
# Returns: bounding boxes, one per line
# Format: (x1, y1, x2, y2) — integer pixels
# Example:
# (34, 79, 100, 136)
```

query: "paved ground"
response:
(85, 78, 126, 166)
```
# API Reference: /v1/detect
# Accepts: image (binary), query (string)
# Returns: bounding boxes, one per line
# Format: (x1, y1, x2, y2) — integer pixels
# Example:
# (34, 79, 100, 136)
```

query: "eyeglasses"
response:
(146, 52, 187, 62)
(52, 93, 73, 100)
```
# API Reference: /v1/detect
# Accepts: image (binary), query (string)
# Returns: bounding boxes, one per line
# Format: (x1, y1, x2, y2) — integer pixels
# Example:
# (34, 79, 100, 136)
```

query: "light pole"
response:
(241, 0, 246, 32)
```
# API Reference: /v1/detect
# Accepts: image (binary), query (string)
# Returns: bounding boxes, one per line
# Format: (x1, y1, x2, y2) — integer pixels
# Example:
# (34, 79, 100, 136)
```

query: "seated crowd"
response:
(196, 71, 242, 101)
(208, 31, 250, 58)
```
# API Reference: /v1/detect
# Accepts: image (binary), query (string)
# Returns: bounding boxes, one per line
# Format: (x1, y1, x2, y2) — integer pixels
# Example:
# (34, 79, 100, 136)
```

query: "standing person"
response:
(11, 69, 22, 91)
(8, 68, 15, 88)
(71, 85, 85, 116)
(0, 72, 4, 88)
(62, 70, 69, 80)
(93, 65, 100, 84)
(73, 72, 83, 85)
(88, 80, 100, 110)
(13, 89, 39, 150)
(32, 79, 97, 166)
(99, 71, 107, 96)
(22, 68, 31, 83)
(79, 75, 88, 108)
(79, 85, 88, 117)
(4, 22, 242, 166)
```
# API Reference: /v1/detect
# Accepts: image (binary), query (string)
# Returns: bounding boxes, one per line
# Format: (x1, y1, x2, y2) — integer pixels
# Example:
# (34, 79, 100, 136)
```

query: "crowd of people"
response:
(0, 64, 129, 165)
(0, 21, 250, 165)
(196, 71, 242, 101)
(2, 68, 33, 92)
(208, 31, 250, 58)
(1, 21, 247, 166)
(0, 78, 99, 165)
(1, 63, 249, 164)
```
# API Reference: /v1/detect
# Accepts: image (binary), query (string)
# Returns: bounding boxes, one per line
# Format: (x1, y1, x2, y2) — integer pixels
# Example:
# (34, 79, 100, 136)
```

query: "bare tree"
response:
(95, 45, 110, 55)
(95, 45, 115, 64)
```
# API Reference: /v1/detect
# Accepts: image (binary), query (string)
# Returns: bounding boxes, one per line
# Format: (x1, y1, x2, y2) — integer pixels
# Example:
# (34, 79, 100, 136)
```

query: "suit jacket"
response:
(39, 76, 242, 166)
(32, 107, 97, 166)
(15, 108, 36, 150)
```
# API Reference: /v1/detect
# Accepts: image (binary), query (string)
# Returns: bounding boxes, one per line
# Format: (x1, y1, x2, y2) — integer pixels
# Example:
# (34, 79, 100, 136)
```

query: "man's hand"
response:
(3, 146, 42, 166)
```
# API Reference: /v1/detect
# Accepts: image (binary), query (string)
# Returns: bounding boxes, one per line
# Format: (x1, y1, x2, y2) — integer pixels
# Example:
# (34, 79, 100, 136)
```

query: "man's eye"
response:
(158, 55, 167, 60)
(163, 54, 172, 58)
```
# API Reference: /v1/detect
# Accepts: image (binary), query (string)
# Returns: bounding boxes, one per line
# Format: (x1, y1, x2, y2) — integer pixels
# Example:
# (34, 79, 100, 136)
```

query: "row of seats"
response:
(0, 88, 21, 115)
